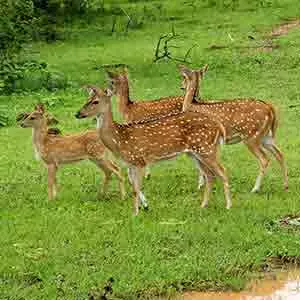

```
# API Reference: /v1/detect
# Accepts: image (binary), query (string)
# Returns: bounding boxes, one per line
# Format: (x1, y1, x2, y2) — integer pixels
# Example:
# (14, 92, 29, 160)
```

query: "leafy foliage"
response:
(0, 108, 8, 127)
(0, 1, 36, 94)
(0, 0, 34, 56)
(0, 0, 97, 94)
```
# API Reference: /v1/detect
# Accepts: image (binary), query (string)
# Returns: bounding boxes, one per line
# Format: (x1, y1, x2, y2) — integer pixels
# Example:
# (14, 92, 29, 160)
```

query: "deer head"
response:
(178, 64, 208, 105)
(106, 68, 128, 96)
(20, 104, 46, 128)
(75, 86, 113, 119)
(17, 106, 59, 127)
(178, 65, 207, 111)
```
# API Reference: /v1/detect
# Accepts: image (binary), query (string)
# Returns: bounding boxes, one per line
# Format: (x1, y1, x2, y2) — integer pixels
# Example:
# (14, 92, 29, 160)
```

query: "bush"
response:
(0, 0, 35, 93)
(0, 0, 34, 55)
(0, 108, 9, 127)
(0, 0, 99, 94)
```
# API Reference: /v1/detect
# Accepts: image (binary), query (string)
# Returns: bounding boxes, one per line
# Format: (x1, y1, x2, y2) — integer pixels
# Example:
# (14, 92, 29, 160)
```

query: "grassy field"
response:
(1, 0, 300, 299)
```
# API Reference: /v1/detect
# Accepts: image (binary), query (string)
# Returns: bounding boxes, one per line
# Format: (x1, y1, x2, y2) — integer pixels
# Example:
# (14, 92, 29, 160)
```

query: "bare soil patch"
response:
(208, 19, 300, 53)
(269, 19, 300, 37)
(182, 256, 300, 300)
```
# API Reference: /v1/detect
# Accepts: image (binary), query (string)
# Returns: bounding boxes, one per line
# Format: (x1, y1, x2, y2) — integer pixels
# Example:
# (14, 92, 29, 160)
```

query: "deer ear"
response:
(104, 88, 113, 97)
(198, 64, 209, 78)
(84, 85, 99, 96)
(105, 70, 116, 79)
(16, 112, 29, 122)
(46, 114, 59, 126)
(35, 103, 45, 114)
(178, 64, 192, 79)
(120, 66, 128, 76)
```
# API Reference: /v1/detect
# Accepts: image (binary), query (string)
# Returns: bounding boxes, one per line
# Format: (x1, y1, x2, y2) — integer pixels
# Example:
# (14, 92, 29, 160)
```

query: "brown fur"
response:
(76, 76, 231, 216)
(106, 68, 208, 182)
(180, 67, 288, 192)
(20, 104, 125, 200)
(106, 66, 207, 122)
(108, 66, 287, 192)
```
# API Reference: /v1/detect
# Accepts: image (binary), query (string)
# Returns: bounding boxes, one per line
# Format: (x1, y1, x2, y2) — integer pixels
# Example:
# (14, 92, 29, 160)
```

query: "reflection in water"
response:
(183, 268, 300, 300)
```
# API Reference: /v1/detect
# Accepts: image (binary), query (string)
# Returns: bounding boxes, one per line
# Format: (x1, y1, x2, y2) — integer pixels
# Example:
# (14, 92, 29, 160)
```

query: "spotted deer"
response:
(75, 79, 231, 216)
(179, 65, 288, 193)
(20, 104, 125, 200)
(106, 66, 207, 122)
(106, 67, 208, 185)
(17, 109, 59, 127)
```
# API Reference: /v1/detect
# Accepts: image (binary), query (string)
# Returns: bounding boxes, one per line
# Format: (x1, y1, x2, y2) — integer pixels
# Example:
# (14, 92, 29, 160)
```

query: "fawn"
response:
(179, 65, 288, 193)
(20, 104, 125, 200)
(75, 76, 231, 216)
(106, 67, 208, 185)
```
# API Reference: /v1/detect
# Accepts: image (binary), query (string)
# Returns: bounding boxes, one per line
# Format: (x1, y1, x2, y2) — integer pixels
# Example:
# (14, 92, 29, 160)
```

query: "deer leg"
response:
(92, 159, 125, 200)
(199, 155, 232, 209)
(128, 167, 147, 183)
(128, 166, 145, 216)
(189, 153, 214, 208)
(128, 167, 148, 210)
(262, 138, 288, 191)
(198, 163, 214, 208)
(246, 142, 270, 193)
(127, 168, 132, 184)
(201, 174, 214, 208)
(187, 153, 206, 189)
(47, 164, 57, 200)
(198, 172, 205, 189)
(144, 166, 151, 180)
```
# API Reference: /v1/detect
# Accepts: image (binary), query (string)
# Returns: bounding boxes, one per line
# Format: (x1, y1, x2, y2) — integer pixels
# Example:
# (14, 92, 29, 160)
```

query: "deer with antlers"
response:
(179, 65, 288, 193)
(75, 75, 231, 215)
(20, 104, 125, 200)
(106, 66, 207, 185)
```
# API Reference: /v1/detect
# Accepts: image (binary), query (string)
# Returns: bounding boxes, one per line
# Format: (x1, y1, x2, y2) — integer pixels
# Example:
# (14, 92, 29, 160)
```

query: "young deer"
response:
(106, 66, 208, 185)
(179, 65, 288, 193)
(20, 104, 125, 200)
(75, 80, 231, 216)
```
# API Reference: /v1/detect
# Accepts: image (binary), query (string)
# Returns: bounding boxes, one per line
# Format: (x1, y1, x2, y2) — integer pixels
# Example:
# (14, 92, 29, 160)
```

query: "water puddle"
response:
(183, 268, 300, 300)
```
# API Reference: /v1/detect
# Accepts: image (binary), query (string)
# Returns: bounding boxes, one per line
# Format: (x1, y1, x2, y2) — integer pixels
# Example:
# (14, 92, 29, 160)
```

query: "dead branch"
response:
(153, 30, 195, 64)
(183, 44, 198, 63)
(153, 34, 169, 62)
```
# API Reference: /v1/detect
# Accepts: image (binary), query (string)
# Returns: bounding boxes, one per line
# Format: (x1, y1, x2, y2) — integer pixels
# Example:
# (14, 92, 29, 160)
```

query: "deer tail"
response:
(266, 102, 279, 138)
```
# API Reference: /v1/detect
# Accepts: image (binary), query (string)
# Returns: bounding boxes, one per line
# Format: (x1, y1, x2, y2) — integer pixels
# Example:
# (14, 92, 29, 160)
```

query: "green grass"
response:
(1, 1, 300, 299)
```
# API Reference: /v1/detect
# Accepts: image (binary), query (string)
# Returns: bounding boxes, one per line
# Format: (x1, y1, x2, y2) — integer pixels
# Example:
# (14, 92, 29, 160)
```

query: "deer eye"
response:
(30, 116, 35, 120)
(93, 101, 99, 105)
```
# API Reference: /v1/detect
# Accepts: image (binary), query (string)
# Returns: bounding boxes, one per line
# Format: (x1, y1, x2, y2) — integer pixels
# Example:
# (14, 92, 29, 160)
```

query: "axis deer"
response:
(106, 66, 208, 186)
(179, 65, 288, 193)
(17, 110, 59, 127)
(106, 66, 208, 122)
(75, 80, 231, 216)
(20, 104, 125, 200)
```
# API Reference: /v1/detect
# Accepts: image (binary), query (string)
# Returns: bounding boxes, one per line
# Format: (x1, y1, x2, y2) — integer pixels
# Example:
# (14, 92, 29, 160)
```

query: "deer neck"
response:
(96, 104, 120, 154)
(32, 120, 48, 160)
(116, 79, 132, 119)
(194, 72, 200, 100)
(183, 78, 198, 111)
